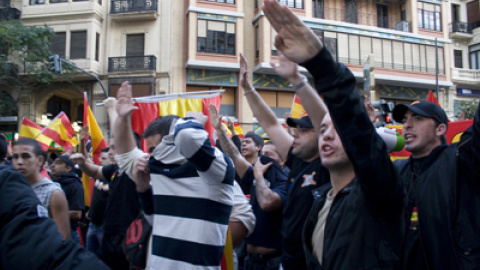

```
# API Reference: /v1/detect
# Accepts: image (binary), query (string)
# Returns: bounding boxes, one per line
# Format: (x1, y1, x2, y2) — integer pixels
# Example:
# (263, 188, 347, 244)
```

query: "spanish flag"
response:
(42, 112, 78, 150)
(19, 117, 53, 151)
(83, 93, 108, 164)
(83, 93, 108, 206)
(291, 94, 308, 119)
(131, 91, 222, 151)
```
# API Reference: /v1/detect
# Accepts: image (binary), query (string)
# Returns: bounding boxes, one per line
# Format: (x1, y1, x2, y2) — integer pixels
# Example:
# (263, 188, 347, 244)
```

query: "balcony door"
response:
(126, 34, 145, 57)
(345, 0, 357, 24)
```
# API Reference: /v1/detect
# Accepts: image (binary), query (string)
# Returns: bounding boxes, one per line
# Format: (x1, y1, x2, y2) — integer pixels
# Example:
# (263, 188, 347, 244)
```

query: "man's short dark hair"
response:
(143, 115, 180, 138)
(100, 147, 109, 153)
(244, 131, 264, 148)
(14, 138, 43, 158)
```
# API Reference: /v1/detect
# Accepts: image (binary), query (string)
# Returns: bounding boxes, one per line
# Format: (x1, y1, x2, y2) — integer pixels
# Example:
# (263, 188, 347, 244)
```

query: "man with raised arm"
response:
(210, 105, 287, 269)
(238, 51, 329, 270)
(262, 0, 404, 269)
(112, 81, 234, 269)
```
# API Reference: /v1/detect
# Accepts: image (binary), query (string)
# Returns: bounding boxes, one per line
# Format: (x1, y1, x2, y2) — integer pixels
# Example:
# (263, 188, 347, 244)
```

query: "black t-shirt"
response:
(101, 164, 141, 236)
(56, 172, 85, 232)
(282, 147, 329, 270)
(241, 155, 288, 250)
(88, 178, 109, 226)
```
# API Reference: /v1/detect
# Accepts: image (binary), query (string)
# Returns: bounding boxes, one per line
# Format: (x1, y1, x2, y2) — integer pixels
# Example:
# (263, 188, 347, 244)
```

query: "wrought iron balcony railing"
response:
(108, 55, 156, 72)
(110, 0, 156, 14)
(450, 21, 472, 34)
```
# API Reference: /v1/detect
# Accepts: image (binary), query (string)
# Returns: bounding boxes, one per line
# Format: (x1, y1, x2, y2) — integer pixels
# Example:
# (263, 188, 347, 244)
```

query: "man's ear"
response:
(65, 165, 72, 172)
(436, 123, 447, 136)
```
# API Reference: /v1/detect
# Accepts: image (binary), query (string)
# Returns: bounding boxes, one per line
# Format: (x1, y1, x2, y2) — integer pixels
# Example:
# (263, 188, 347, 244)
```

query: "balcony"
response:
(110, 0, 157, 20)
(452, 68, 480, 85)
(108, 55, 156, 73)
(449, 21, 473, 40)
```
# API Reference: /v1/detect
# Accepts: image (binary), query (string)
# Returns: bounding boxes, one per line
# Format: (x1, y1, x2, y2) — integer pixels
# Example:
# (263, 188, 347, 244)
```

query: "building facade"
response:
(1, 0, 479, 136)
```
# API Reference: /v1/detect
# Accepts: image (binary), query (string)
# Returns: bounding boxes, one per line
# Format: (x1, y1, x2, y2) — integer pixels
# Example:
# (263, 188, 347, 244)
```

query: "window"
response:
(470, 44, 480, 70)
(30, 0, 44, 4)
(70, 31, 87, 59)
(313, 31, 337, 61)
(126, 34, 145, 56)
(0, 0, 11, 7)
(50, 32, 66, 58)
(205, 0, 235, 3)
(312, 0, 324, 19)
(345, 0, 357, 24)
(95, 33, 100, 62)
(278, 0, 303, 9)
(50, 0, 67, 3)
(418, 2, 442, 31)
(197, 20, 236, 55)
(377, 3, 388, 28)
(47, 96, 71, 120)
(454, 50, 463, 68)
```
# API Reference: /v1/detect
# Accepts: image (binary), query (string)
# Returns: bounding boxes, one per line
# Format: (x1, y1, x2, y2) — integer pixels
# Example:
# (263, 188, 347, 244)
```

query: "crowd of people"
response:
(1, 0, 479, 269)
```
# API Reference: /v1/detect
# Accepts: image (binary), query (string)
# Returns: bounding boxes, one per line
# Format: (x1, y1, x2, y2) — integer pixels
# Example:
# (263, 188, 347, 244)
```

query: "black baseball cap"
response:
(51, 153, 75, 168)
(286, 116, 314, 129)
(392, 101, 449, 128)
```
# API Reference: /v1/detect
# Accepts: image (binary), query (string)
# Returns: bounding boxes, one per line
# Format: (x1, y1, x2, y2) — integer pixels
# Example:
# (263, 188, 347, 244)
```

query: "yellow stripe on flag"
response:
(19, 125, 54, 146)
(158, 98, 203, 117)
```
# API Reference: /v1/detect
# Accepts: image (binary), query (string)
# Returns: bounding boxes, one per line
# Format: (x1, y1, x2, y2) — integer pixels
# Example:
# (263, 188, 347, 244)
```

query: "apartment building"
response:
(449, 0, 480, 119)
(1, 0, 478, 136)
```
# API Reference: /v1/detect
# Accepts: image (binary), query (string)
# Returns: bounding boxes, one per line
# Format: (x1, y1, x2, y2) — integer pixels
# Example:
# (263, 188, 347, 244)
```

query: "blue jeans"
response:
(71, 230, 80, 244)
(86, 222, 104, 254)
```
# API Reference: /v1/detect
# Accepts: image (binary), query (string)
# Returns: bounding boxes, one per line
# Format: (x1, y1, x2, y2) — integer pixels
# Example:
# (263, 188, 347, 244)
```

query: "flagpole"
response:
(95, 90, 225, 106)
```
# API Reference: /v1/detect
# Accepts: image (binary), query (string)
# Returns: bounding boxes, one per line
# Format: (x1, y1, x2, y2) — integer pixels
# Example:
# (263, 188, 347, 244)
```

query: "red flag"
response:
(132, 102, 159, 152)
(426, 90, 440, 107)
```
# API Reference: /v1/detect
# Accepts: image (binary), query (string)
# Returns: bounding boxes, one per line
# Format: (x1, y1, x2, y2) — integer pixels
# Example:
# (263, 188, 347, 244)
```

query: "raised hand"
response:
(209, 104, 228, 134)
(239, 53, 254, 92)
(133, 153, 151, 192)
(253, 159, 273, 180)
(364, 92, 378, 123)
(103, 97, 117, 112)
(270, 51, 304, 84)
(79, 125, 89, 142)
(263, 0, 323, 63)
(226, 117, 236, 135)
(70, 153, 86, 165)
(115, 81, 138, 118)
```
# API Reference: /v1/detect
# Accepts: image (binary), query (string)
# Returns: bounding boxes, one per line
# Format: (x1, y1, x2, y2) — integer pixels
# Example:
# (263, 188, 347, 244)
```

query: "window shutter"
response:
(51, 32, 66, 58)
(70, 31, 87, 59)
(126, 34, 145, 57)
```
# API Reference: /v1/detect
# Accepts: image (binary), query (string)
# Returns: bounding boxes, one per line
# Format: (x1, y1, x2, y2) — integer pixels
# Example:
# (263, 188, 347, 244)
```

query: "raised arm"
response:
(113, 81, 138, 155)
(70, 126, 105, 180)
(209, 104, 251, 179)
(270, 52, 327, 132)
(240, 53, 293, 159)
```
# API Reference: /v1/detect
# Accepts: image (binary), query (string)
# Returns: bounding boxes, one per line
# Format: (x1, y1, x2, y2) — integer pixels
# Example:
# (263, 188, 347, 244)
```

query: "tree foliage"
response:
(0, 20, 55, 116)
(458, 99, 479, 120)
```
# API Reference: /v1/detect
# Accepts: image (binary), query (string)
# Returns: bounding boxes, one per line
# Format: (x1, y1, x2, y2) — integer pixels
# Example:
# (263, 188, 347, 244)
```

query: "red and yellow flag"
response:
(220, 228, 234, 270)
(131, 93, 222, 151)
(83, 93, 108, 206)
(19, 117, 53, 151)
(83, 93, 108, 163)
(42, 112, 78, 150)
(291, 95, 308, 119)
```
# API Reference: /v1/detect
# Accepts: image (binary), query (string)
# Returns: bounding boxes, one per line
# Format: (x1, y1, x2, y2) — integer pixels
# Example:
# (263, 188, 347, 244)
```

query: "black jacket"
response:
(0, 165, 109, 270)
(395, 104, 480, 270)
(302, 49, 404, 269)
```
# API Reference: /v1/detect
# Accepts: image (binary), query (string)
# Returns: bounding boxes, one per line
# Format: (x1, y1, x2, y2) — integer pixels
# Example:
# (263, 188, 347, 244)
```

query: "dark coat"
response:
(0, 165, 109, 270)
(301, 48, 404, 269)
